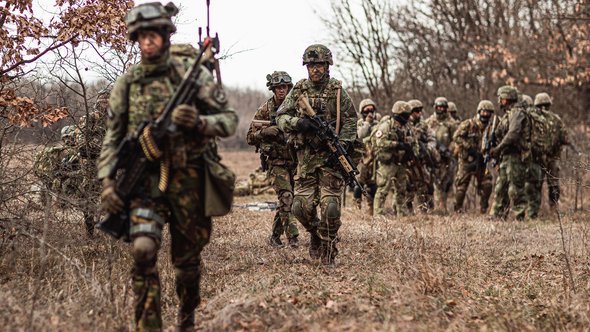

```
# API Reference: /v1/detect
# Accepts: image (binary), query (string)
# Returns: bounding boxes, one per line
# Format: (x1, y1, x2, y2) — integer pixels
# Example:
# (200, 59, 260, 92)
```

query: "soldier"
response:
(452, 100, 494, 213)
(521, 94, 533, 108)
(246, 71, 299, 248)
(425, 96, 457, 213)
(373, 101, 417, 216)
(448, 101, 462, 122)
(531, 92, 577, 209)
(489, 86, 531, 221)
(34, 125, 80, 195)
(75, 88, 110, 236)
(407, 99, 437, 213)
(354, 98, 380, 214)
(276, 44, 357, 265)
(97, 3, 237, 331)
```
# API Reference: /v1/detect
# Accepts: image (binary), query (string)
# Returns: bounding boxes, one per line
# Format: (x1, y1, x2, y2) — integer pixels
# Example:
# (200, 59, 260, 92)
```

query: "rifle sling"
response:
(336, 88, 341, 134)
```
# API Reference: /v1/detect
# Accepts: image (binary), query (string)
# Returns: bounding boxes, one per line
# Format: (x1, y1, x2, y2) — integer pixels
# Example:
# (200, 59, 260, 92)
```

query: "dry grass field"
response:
(1, 150, 590, 331)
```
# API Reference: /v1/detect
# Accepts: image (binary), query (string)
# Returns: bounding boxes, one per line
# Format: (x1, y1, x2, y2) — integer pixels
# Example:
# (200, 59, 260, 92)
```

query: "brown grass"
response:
(1, 150, 590, 331)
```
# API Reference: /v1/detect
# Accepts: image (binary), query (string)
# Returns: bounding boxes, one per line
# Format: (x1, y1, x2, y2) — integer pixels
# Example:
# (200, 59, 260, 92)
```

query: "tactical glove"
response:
(100, 178, 124, 214)
(259, 125, 280, 138)
(489, 146, 501, 159)
(397, 142, 412, 152)
(295, 118, 319, 133)
(467, 147, 479, 157)
(172, 104, 199, 129)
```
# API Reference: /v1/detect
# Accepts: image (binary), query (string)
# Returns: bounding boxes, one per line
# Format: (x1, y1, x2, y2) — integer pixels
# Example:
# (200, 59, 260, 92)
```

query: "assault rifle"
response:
(297, 95, 369, 198)
(97, 38, 215, 241)
(482, 115, 498, 171)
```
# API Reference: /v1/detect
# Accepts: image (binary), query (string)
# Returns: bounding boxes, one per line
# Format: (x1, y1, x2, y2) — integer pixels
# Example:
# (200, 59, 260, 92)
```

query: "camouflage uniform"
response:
(527, 92, 575, 211)
(452, 100, 494, 213)
(75, 89, 109, 236)
(407, 99, 437, 213)
(97, 3, 238, 331)
(354, 98, 380, 214)
(424, 97, 457, 213)
(247, 71, 299, 247)
(490, 86, 531, 221)
(373, 101, 417, 216)
(276, 44, 357, 264)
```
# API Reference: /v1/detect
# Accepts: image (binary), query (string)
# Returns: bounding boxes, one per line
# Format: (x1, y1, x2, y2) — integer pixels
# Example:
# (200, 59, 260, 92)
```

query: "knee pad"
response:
(292, 196, 305, 219)
(322, 197, 340, 220)
(132, 236, 157, 265)
(279, 191, 294, 212)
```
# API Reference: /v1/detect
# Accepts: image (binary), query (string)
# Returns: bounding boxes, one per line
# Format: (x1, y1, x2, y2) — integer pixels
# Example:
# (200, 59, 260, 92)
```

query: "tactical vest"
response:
(257, 98, 294, 164)
(458, 118, 484, 160)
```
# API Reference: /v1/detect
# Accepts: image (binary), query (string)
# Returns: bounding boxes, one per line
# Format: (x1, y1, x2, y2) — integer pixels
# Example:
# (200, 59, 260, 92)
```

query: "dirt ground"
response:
(1, 150, 589, 331)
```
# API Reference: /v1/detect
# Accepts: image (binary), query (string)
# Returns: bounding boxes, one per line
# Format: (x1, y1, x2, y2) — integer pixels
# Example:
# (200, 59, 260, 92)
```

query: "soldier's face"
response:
(138, 30, 164, 58)
(273, 84, 289, 101)
(307, 63, 327, 82)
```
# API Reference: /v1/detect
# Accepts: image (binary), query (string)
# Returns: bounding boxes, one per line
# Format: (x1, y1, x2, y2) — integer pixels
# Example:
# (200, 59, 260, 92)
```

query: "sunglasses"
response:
(307, 63, 326, 70)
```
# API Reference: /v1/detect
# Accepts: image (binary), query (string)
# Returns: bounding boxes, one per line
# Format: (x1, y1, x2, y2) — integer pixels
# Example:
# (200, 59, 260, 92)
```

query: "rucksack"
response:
(527, 107, 552, 158)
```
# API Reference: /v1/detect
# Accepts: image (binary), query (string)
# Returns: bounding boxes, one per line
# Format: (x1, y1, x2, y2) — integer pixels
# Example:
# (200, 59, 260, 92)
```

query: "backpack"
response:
(527, 107, 552, 158)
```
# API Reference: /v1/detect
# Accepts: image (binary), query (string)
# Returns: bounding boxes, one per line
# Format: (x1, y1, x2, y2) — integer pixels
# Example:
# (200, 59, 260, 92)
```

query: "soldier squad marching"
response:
(31, 2, 579, 331)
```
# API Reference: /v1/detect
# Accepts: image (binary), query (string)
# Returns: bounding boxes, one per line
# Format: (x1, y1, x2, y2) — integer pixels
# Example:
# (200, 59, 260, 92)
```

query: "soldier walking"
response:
(97, 3, 237, 331)
(452, 100, 494, 213)
(425, 97, 457, 213)
(489, 86, 531, 221)
(247, 71, 299, 248)
(373, 101, 417, 216)
(354, 98, 380, 215)
(276, 44, 357, 265)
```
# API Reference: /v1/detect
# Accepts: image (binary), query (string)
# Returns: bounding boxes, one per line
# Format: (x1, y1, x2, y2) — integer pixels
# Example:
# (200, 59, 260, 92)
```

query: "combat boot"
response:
(268, 235, 283, 248)
(176, 309, 195, 332)
(320, 241, 338, 266)
(288, 236, 299, 248)
(309, 232, 321, 259)
(354, 197, 362, 210)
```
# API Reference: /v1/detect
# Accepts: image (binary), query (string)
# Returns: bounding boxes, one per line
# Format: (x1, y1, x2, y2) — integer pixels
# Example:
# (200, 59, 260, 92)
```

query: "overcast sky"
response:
(138, 0, 333, 89)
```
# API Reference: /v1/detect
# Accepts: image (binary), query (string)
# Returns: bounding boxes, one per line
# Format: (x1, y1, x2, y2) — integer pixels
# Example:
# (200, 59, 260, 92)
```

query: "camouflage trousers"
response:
(525, 159, 544, 219)
(269, 164, 299, 241)
(544, 158, 561, 207)
(454, 160, 493, 213)
(491, 154, 529, 220)
(353, 160, 377, 214)
(406, 165, 434, 213)
(292, 166, 343, 261)
(433, 160, 456, 213)
(374, 161, 409, 216)
(129, 167, 212, 332)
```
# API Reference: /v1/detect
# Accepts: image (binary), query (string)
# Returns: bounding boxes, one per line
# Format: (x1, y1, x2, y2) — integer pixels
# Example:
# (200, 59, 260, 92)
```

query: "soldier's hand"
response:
(259, 125, 280, 138)
(172, 104, 199, 128)
(100, 178, 124, 214)
(295, 118, 319, 133)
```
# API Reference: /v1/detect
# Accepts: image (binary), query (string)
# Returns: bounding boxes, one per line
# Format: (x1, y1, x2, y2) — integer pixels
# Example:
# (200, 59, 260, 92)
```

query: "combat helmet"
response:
(477, 100, 495, 112)
(408, 99, 423, 112)
(60, 125, 76, 139)
(302, 44, 333, 65)
(359, 99, 377, 113)
(448, 102, 457, 113)
(521, 94, 533, 107)
(391, 101, 412, 115)
(125, 2, 179, 41)
(534, 92, 552, 107)
(497, 85, 519, 101)
(266, 71, 293, 91)
(433, 97, 448, 108)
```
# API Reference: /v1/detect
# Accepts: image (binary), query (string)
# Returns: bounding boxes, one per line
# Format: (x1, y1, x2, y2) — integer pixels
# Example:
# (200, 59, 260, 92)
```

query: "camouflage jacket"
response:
(246, 96, 294, 166)
(276, 77, 356, 177)
(97, 49, 238, 180)
(76, 110, 107, 160)
(374, 118, 417, 164)
(494, 105, 531, 158)
(356, 117, 380, 141)
(34, 145, 80, 188)
(452, 116, 486, 162)
(424, 113, 457, 149)
(542, 108, 572, 158)
(411, 119, 439, 165)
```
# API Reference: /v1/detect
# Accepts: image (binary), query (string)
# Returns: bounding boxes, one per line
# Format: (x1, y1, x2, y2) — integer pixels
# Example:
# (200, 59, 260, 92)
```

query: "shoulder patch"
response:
(375, 130, 383, 138)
